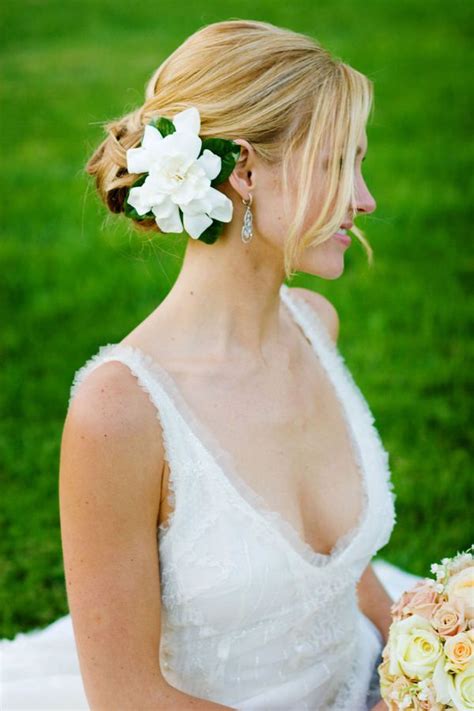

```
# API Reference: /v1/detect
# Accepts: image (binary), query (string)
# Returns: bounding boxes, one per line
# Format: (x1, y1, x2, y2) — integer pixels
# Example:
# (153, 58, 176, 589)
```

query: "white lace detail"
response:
(67, 283, 397, 710)
(279, 284, 397, 561)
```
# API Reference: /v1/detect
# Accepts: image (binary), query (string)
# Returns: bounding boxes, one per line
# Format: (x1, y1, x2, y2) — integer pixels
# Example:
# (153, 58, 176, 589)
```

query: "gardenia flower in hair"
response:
(125, 106, 240, 242)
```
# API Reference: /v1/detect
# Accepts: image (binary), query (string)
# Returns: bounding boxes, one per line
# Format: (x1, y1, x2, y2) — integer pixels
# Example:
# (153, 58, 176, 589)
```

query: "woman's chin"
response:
(296, 256, 347, 280)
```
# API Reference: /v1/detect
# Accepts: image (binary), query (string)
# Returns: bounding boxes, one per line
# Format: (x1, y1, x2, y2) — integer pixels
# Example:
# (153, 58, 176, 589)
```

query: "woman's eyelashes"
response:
(322, 154, 365, 172)
(340, 155, 366, 167)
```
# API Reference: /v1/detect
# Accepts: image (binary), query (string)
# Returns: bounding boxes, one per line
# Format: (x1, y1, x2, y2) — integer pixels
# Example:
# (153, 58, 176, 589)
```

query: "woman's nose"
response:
(354, 182, 376, 216)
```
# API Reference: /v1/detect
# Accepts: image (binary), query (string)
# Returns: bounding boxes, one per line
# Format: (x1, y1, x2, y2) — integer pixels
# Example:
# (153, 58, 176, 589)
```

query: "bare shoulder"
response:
(65, 360, 164, 450)
(288, 287, 340, 344)
(62, 360, 165, 521)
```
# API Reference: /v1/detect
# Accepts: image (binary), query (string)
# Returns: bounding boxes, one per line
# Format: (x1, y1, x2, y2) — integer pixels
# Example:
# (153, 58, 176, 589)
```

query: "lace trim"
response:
(280, 284, 397, 555)
(118, 284, 372, 573)
(68, 283, 396, 576)
(86, 343, 344, 575)
(191, 285, 360, 569)
(279, 285, 372, 562)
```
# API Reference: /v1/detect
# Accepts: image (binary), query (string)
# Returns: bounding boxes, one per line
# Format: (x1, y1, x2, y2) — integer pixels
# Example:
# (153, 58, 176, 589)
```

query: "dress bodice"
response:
(68, 283, 397, 710)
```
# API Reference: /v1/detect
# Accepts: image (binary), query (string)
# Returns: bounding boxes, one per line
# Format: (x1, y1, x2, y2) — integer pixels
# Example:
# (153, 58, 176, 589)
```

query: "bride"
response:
(1, 19, 423, 711)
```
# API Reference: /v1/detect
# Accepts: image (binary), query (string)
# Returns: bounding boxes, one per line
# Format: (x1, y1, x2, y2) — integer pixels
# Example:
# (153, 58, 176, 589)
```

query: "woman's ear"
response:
(228, 138, 257, 199)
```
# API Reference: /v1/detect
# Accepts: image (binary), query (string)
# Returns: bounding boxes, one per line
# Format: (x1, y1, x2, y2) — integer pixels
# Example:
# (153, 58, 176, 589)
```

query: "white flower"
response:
(433, 657, 474, 710)
(417, 678, 430, 700)
(451, 662, 474, 710)
(388, 614, 443, 680)
(126, 106, 233, 238)
(446, 566, 474, 620)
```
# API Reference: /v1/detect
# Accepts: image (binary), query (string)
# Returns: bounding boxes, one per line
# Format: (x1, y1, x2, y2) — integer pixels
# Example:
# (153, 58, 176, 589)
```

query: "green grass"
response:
(1, 0, 472, 638)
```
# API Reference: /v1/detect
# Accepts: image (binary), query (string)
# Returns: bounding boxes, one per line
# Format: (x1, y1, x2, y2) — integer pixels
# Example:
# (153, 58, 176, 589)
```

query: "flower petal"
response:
(141, 123, 164, 150)
(181, 197, 210, 215)
(182, 211, 213, 239)
(162, 131, 202, 167)
(172, 172, 210, 206)
(196, 149, 221, 180)
(148, 166, 180, 194)
(172, 106, 200, 136)
(151, 195, 178, 219)
(171, 181, 198, 206)
(127, 184, 155, 215)
(152, 202, 183, 233)
(433, 656, 454, 705)
(205, 187, 234, 222)
(126, 147, 151, 175)
(451, 662, 474, 710)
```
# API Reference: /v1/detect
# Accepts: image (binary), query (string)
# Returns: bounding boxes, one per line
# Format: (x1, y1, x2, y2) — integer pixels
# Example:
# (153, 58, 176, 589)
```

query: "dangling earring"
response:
(241, 193, 254, 244)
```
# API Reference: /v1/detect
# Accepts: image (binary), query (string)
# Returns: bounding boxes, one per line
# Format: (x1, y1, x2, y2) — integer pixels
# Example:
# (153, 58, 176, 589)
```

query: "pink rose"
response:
(410, 600, 439, 621)
(431, 598, 466, 637)
(444, 630, 474, 672)
(391, 580, 440, 621)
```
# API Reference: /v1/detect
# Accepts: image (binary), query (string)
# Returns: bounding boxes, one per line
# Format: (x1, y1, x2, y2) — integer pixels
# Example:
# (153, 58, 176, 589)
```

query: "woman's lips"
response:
(333, 231, 351, 246)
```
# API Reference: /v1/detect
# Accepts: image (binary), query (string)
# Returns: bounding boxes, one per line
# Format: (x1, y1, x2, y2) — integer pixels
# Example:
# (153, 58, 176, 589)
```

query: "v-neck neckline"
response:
(107, 283, 371, 573)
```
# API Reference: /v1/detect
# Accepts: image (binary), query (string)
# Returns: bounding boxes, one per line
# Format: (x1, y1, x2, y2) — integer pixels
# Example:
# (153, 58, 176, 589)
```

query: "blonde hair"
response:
(86, 19, 374, 279)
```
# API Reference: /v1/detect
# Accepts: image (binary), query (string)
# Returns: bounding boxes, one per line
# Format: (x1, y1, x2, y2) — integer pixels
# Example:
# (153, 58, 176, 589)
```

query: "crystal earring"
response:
(241, 193, 254, 243)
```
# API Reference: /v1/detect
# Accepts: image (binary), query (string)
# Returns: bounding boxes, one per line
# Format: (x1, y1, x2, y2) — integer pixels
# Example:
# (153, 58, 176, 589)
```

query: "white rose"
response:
(433, 656, 474, 710)
(388, 613, 443, 680)
(451, 661, 474, 710)
(446, 565, 474, 620)
(126, 106, 233, 238)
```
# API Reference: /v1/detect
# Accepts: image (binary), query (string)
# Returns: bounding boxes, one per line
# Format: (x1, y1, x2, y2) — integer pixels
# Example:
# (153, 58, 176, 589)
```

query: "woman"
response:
(1, 19, 422, 711)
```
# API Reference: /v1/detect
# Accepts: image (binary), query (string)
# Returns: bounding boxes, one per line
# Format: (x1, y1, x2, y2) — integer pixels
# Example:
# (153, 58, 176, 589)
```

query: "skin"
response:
(61, 127, 390, 709)
(122, 129, 379, 562)
(132, 130, 376, 369)
(130, 127, 391, 704)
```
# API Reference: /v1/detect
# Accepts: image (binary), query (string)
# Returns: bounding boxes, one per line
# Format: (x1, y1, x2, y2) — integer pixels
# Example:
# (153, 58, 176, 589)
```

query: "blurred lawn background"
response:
(1, 0, 472, 638)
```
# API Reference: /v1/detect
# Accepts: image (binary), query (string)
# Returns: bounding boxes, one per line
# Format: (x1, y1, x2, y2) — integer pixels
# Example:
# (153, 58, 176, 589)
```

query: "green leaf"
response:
(201, 139, 241, 185)
(149, 116, 175, 137)
(201, 137, 235, 158)
(124, 204, 155, 222)
(130, 174, 147, 188)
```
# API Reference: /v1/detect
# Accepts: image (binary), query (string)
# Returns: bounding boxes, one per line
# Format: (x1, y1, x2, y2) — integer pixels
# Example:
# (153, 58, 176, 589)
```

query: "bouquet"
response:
(378, 545, 474, 710)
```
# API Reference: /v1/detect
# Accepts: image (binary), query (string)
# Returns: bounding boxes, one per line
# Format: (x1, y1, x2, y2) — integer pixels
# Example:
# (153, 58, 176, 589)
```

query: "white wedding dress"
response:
(1, 284, 423, 710)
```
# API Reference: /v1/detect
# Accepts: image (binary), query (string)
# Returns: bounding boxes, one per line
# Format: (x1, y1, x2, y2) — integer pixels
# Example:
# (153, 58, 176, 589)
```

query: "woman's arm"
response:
(60, 362, 234, 710)
(357, 562, 393, 645)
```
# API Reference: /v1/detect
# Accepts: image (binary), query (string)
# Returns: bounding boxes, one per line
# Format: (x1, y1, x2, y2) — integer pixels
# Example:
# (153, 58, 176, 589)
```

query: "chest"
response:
(158, 352, 365, 558)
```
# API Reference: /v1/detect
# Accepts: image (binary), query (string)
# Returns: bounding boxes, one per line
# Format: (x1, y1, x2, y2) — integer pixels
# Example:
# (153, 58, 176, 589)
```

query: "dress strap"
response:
(69, 343, 170, 413)
(280, 284, 397, 560)
(279, 284, 338, 361)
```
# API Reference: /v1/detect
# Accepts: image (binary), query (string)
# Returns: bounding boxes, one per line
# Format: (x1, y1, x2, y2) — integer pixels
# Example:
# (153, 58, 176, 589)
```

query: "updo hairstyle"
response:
(86, 19, 374, 277)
